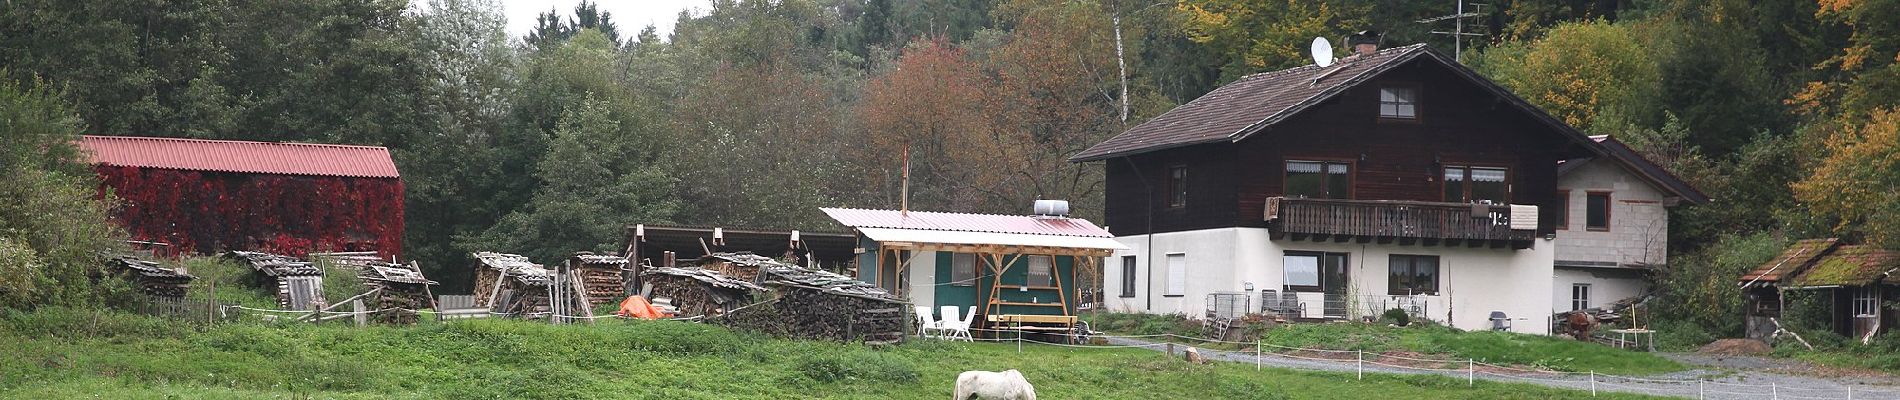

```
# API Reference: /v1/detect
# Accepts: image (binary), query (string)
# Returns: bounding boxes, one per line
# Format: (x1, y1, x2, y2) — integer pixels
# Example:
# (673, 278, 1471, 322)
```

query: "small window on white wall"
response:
(1119, 256, 1137, 298)
(1165, 253, 1186, 297)
(1571, 284, 1592, 311)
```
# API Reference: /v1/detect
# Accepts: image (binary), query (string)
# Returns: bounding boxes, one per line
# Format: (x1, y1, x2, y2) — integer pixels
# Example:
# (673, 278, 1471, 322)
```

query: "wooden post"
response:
(1357, 350, 1363, 379)
(1166, 342, 1174, 358)
(352, 299, 367, 327)
(1467, 358, 1474, 386)
(1255, 340, 1261, 371)
(1589, 370, 1596, 396)
(206, 282, 217, 325)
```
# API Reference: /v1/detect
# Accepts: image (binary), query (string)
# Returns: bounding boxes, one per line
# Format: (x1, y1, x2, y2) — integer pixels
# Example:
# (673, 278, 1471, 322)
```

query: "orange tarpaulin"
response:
(616, 295, 673, 320)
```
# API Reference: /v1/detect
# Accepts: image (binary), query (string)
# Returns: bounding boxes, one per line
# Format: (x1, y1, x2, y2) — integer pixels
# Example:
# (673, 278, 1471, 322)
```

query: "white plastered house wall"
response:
(1104, 227, 1556, 334)
(1551, 158, 1671, 313)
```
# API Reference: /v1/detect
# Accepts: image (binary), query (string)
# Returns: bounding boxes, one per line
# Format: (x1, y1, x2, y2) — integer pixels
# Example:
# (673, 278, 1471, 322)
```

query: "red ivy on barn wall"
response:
(94, 166, 404, 258)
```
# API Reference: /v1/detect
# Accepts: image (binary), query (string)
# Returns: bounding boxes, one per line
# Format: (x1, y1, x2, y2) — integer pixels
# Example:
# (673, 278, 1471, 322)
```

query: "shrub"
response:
(1381, 308, 1411, 326)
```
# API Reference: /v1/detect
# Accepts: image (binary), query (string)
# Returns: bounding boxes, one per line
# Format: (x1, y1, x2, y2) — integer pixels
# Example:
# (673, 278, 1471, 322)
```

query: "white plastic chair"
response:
(914, 305, 942, 338)
(941, 305, 976, 341)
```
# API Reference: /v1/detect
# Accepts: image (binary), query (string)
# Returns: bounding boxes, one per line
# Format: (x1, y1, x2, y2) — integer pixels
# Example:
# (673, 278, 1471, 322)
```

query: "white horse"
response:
(954, 369, 1037, 400)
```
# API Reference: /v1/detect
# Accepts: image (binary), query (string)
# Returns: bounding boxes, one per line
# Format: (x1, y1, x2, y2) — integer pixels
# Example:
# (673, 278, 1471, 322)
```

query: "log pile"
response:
(641, 266, 763, 317)
(107, 255, 195, 299)
(705, 252, 909, 344)
(471, 252, 554, 318)
(695, 252, 778, 282)
(225, 251, 325, 310)
(570, 253, 630, 307)
(336, 257, 437, 325)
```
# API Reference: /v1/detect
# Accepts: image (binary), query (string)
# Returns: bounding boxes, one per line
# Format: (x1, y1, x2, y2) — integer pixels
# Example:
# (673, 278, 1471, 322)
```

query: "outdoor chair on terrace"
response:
(940, 305, 976, 342)
(915, 305, 942, 338)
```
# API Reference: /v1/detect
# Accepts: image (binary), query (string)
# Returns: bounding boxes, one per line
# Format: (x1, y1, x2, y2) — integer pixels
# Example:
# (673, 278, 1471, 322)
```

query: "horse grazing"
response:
(954, 369, 1037, 400)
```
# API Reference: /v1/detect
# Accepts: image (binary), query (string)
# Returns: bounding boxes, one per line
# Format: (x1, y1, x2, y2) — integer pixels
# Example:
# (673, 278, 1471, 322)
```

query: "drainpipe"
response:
(1119, 156, 1157, 311)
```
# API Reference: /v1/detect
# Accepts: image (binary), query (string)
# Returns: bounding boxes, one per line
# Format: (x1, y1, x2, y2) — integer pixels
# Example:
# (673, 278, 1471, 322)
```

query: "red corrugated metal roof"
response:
(820, 208, 1113, 238)
(80, 135, 399, 178)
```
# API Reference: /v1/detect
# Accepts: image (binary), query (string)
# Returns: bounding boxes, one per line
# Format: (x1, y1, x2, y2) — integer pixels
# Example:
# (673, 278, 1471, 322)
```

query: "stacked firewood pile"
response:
(709, 253, 909, 344)
(642, 266, 763, 317)
(340, 258, 437, 325)
(570, 253, 630, 307)
(470, 252, 554, 318)
(106, 255, 195, 299)
(225, 251, 325, 310)
(696, 252, 779, 282)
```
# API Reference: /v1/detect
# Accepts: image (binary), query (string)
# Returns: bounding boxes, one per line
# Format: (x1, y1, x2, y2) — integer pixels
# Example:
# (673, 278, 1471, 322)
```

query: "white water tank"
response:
(1033, 200, 1070, 217)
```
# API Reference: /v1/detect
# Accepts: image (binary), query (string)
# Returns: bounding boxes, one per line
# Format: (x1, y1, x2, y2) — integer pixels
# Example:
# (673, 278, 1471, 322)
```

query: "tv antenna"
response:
(1417, 0, 1488, 63)
(1309, 37, 1334, 67)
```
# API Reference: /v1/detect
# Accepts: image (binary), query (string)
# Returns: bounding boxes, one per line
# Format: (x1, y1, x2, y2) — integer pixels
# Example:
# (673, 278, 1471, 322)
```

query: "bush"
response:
(1381, 308, 1411, 326)
(0, 306, 188, 339)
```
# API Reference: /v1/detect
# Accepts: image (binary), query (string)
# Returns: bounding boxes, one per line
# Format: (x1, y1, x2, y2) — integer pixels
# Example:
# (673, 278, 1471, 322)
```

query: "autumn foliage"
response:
(96, 166, 404, 258)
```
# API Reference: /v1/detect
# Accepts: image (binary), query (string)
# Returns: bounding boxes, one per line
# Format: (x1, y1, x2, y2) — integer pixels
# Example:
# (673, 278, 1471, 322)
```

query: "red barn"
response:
(81, 135, 404, 258)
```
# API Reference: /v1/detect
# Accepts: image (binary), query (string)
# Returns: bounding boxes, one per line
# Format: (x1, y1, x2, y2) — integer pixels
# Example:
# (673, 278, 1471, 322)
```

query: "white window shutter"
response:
(1166, 254, 1186, 296)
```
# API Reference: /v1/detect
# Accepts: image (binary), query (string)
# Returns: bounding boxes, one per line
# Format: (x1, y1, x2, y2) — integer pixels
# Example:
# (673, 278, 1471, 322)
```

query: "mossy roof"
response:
(1739, 238, 1837, 284)
(1788, 245, 1900, 287)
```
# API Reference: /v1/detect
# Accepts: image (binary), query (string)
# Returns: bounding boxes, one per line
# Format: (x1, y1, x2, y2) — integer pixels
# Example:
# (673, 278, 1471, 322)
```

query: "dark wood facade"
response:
(1103, 57, 1589, 238)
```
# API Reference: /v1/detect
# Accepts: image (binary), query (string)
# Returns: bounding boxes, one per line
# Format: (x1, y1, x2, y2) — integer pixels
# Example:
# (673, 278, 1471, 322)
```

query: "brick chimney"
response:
(1347, 30, 1382, 56)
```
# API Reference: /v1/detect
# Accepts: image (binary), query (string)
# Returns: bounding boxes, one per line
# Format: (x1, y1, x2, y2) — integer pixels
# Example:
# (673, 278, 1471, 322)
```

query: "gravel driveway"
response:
(1097, 336, 1900, 399)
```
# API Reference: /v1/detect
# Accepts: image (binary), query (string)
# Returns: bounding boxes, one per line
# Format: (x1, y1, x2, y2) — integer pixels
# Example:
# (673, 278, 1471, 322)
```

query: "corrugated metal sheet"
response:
(80, 135, 399, 178)
(857, 227, 1127, 250)
(820, 207, 1113, 238)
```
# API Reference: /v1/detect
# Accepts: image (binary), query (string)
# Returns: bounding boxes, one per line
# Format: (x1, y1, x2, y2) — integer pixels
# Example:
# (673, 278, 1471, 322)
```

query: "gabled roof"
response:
(1789, 245, 1900, 287)
(819, 208, 1112, 238)
(1740, 239, 1837, 286)
(1560, 136, 1712, 204)
(80, 135, 400, 178)
(1070, 44, 1606, 162)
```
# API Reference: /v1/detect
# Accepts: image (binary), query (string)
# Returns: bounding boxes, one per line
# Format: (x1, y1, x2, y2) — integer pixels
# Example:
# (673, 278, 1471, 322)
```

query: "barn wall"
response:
(95, 166, 404, 258)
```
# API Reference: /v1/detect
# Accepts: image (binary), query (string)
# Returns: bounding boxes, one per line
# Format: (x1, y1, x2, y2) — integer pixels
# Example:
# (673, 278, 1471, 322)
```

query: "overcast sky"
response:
(497, 0, 711, 40)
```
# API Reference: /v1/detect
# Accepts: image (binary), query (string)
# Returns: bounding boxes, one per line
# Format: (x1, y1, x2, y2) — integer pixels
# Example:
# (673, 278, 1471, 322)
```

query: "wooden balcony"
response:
(1265, 197, 1537, 249)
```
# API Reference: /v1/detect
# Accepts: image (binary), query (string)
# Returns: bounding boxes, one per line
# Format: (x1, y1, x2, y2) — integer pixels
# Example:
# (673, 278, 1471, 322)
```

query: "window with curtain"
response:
(951, 253, 976, 286)
(1285, 160, 1350, 199)
(1026, 255, 1053, 287)
(1165, 254, 1185, 296)
(1443, 166, 1509, 203)
(1379, 86, 1417, 119)
(1387, 255, 1439, 295)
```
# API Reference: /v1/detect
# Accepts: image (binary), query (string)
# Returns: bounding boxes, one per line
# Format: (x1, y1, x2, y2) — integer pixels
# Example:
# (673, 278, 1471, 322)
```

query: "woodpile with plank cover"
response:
(641, 266, 764, 317)
(107, 255, 195, 299)
(703, 252, 910, 344)
(325, 254, 438, 325)
(470, 252, 554, 318)
(569, 253, 629, 307)
(225, 251, 325, 310)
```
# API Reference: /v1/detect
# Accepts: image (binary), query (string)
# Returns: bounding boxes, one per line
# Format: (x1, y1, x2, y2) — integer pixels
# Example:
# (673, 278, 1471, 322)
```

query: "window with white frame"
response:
(950, 253, 977, 286)
(1380, 86, 1418, 119)
(1571, 284, 1592, 311)
(1164, 253, 1186, 296)
(1853, 287, 1878, 317)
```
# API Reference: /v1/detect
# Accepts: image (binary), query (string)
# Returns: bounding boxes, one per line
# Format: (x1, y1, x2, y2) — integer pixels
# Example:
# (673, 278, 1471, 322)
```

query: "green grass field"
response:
(0, 308, 1665, 399)
(1087, 312, 1686, 375)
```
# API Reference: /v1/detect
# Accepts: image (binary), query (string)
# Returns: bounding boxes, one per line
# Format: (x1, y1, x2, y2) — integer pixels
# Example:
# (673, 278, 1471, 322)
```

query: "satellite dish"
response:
(1310, 37, 1335, 67)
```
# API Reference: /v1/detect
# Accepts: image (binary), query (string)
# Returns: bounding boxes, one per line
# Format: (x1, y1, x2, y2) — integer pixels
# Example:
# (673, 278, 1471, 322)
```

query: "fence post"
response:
(1772, 382, 1778, 399)
(1255, 340, 1261, 371)
(1165, 342, 1174, 359)
(1356, 350, 1363, 380)
(1467, 358, 1474, 386)
(1016, 329, 1023, 353)
(1847, 386, 1853, 400)
(1589, 370, 1596, 396)
(352, 299, 367, 327)
(1697, 380, 1704, 400)
(206, 282, 217, 325)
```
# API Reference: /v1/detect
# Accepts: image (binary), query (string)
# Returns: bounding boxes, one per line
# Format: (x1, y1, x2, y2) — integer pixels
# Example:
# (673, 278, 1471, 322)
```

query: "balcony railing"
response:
(1265, 197, 1537, 249)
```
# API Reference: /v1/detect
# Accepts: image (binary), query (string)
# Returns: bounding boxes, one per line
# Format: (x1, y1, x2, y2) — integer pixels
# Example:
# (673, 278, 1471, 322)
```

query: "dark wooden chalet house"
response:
(1071, 36, 1702, 333)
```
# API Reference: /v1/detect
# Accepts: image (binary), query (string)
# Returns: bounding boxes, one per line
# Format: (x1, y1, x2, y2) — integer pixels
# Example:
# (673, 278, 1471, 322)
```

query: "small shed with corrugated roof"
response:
(822, 206, 1125, 337)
